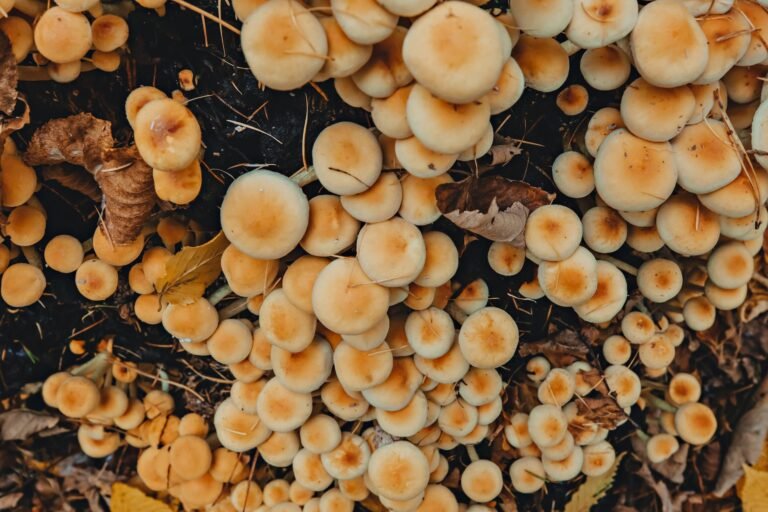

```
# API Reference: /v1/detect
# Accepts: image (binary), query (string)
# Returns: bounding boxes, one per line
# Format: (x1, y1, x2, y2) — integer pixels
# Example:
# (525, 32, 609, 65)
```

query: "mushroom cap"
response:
(0, 16, 34, 64)
(646, 433, 679, 464)
(630, 0, 708, 87)
(418, 485, 458, 510)
(301, 195, 361, 257)
(42, 371, 71, 408)
(376, 390, 429, 437)
(705, 281, 748, 310)
(356, 217, 426, 287)
(300, 414, 342, 454)
(214, 397, 271, 452)
(605, 365, 641, 408)
(414, 341, 470, 384)
(169, 435, 212, 480)
(404, 307, 454, 359)
(668, 372, 702, 405)
(221, 244, 279, 298)
(241, 0, 327, 90)
(263, 479, 292, 506)
(377, 0, 436, 16)
(695, 12, 751, 84)
(220, 170, 309, 259)
(33, 7, 91, 63)
(573, 260, 628, 323)
(672, 120, 741, 193)
(620, 79, 695, 142)
(259, 431, 300, 467)
(734, 0, 768, 66)
(556, 85, 589, 117)
(351, 27, 411, 99)
(582, 440, 616, 476)
(487, 242, 525, 277)
(406, 83, 491, 155)
(92, 227, 145, 266)
(312, 257, 390, 335)
(399, 173, 454, 226)
(565, 0, 638, 48)
(458, 307, 518, 369)
(368, 441, 430, 501)
(509, 457, 546, 494)
(674, 402, 717, 445)
(552, 151, 594, 199)
(541, 431, 575, 462)
(340, 172, 403, 223)
(461, 459, 503, 503)
(414, 231, 459, 287)
(56, 375, 100, 418)
(488, 57, 526, 115)
(402, 1, 505, 104)
(582, 206, 627, 254)
(162, 298, 219, 343)
(618, 207, 658, 228)
(538, 246, 599, 307)
(333, 341, 394, 392)
(525, 204, 583, 261)
(637, 258, 683, 303)
(580, 45, 631, 91)
(114, 399, 146, 431)
(719, 205, 768, 241)
(334, 76, 373, 111)
(603, 335, 632, 365)
(207, 319, 253, 365)
(91, 14, 129, 53)
(585, 107, 625, 157)
(454, 278, 490, 316)
(230, 379, 266, 414)
(626, 225, 665, 253)
(312, 122, 383, 195)
(505, 412, 532, 448)
(656, 194, 720, 256)
(271, 338, 333, 393)
(77, 426, 120, 458)
(537, 368, 576, 407)
(526, 356, 551, 383)
(6, 205, 46, 247)
(338, 476, 370, 502)
(319, 489, 353, 512)
(752, 99, 768, 170)
(331, 0, 398, 45)
(1, 262, 46, 307)
(457, 123, 494, 162)
(134, 98, 201, 172)
(509, 0, 573, 37)
(528, 404, 568, 448)
(621, 311, 655, 344)
(699, 170, 765, 218)
(371, 86, 413, 139)
(293, 448, 334, 492)
(639, 336, 675, 369)
(594, 129, 677, 212)
(88, 385, 130, 422)
(230, 481, 264, 511)
(0, 153, 37, 207)
(171, 473, 224, 510)
(125, 86, 167, 128)
(512, 35, 570, 92)
(342, 314, 390, 351)
(316, 16, 372, 80)
(321, 379, 370, 421)
(209, 448, 249, 484)
(256, 377, 313, 432)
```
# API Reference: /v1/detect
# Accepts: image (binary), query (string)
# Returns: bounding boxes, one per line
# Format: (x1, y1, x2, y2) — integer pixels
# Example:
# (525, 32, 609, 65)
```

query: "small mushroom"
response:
(509, 456, 546, 493)
(367, 441, 430, 501)
(33, 7, 91, 63)
(674, 402, 717, 445)
(1, 263, 46, 307)
(134, 98, 201, 172)
(637, 258, 683, 303)
(580, 45, 631, 91)
(525, 204, 583, 261)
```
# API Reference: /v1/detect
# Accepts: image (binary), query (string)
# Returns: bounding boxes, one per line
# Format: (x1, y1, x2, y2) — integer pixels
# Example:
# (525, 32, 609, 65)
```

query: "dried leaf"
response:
(111, 483, 175, 512)
(518, 329, 590, 367)
(23, 113, 113, 168)
(579, 368, 610, 396)
(93, 146, 155, 244)
(576, 397, 626, 430)
(488, 140, 523, 166)
(652, 443, 689, 484)
(436, 176, 554, 244)
(564, 453, 624, 512)
(738, 465, 768, 511)
(157, 232, 230, 306)
(637, 463, 675, 512)
(0, 492, 22, 510)
(0, 409, 58, 441)
(714, 375, 768, 496)
(0, 31, 18, 116)
(41, 164, 103, 202)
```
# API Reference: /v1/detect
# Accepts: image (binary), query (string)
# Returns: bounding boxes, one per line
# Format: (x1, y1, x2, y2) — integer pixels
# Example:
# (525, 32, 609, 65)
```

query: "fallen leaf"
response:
(575, 397, 626, 430)
(0, 31, 18, 116)
(518, 329, 590, 367)
(0, 492, 22, 510)
(157, 232, 230, 306)
(0, 409, 58, 441)
(93, 146, 155, 244)
(714, 374, 768, 496)
(41, 164, 103, 202)
(652, 443, 689, 484)
(488, 139, 523, 166)
(111, 483, 175, 512)
(24, 113, 113, 168)
(738, 465, 768, 511)
(579, 368, 610, 396)
(564, 453, 625, 512)
(436, 176, 554, 245)
(637, 463, 675, 512)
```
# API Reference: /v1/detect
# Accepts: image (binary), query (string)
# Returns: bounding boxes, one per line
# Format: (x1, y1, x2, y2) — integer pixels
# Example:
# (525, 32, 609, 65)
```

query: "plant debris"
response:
(0, 31, 18, 116)
(0, 410, 58, 441)
(156, 231, 229, 305)
(24, 114, 113, 169)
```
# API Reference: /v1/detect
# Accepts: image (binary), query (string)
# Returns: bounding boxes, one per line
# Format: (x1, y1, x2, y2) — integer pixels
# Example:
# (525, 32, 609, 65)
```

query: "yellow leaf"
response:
(754, 436, 768, 472)
(110, 483, 175, 512)
(738, 465, 768, 512)
(156, 232, 229, 305)
(564, 453, 625, 512)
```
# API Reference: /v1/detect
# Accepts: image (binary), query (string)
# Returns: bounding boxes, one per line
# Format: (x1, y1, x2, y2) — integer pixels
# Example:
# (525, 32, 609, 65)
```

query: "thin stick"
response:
(170, 0, 241, 35)
(111, 358, 206, 402)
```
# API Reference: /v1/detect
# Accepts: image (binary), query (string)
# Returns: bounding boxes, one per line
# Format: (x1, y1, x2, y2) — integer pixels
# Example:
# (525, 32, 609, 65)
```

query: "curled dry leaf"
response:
(579, 368, 610, 396)
(0, 31, 18, 116)
(111, 483, 174, 512)
(488, 138, 523, 166)
(518, 329, 590, 367)
(564, 453, 625, 512)
(715, 374, 768, 496)
(436, 176, 554, 245)
(93, 147, 154, 244)
(652, 443, 689, 485)
(576, 397, 626, 430)
(24, 113, 113, 168)
(0, 409, 59, 441)
(0, 492, 22, 510)
(156, 231, 229, 305)
(41, 164, 103, 203)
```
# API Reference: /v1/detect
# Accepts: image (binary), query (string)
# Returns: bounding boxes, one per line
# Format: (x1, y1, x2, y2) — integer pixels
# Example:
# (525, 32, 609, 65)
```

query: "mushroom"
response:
(645, 433, 680, 464)
(6, 205, 45, 247)
(683, 295, 717, 331)
(114, 399, 146, 430)
(582, 206, 627, 254)
(0, 153, 37, 207)
(603, 335, 632, 365)
(206, 319, 252, 365)
(162, 298, 219, 343)
(580, 46, 631, 91)
(272, 338, 333, 393)
(505, 412, 532, 449)
(125, 86, 168, 128)
(413, 231, 459, 288)
(220, 244, 278, 298)
(675, 402, 717, 445)
(509, 457, 546, 494)
(572, 260, 627, 323)
(415, 341, 470, 385)
(351, 27, 411, 99)
(585, 107, 625, 157)
(487, 242, 525, 277)
(315, 16, 372, 81)
(512, 35, 569, 92)
(458, 307, 518, 369)
(621, 79, 694, 142)
(338, 476, 369, 502)
(214, 397, 271, 452)
(321, 379, 370, 421)
(1, 263, 46, 308)
(55, 375, 100, 418)
(707, 242, 754, 289)
(696, 13, 751, 84)
(398, 174, 454, 226)
(221, 169, 309, 259)
(528, 404, 568, 448)
(371, 86, 413, 139)
(92, 227, 145, 266)
(526, 356, 551, 383)
(487, 58, 525, 115)
(541, 430, 575, 462)
(0, 17, 33, 63)
(565, 0, 638, 48)
(256, 377, 313, 432)
(356, 217, 425, 287)
(638, 336, 675, 369)
(170, 473, 224, 510)
(289, 481, 314, 506)
(605, 365, 641, 408)
(48, 61, 83, 84)
(376, 391, 429, 436)
(582, 440, 616, 476)
(209, 448, 249, 484)
(91, 14, 129, 52)
(241, 0, 328, 90)
(672, 120, 740, 194)
(626, 225, 665, 253)
(342, 315, 390, 351)
(33, 7, 91, 63)
(656, 194, 720, 256)
(333, 341, 394, 392)
(377, 0, 436, 16)
(367, 441, 430, 501)
(332, 0, 397, 45)
(44, 235, 84, 273)
(705, 281, 748, 311)
(525, 204, 583, 261)
(169, 435, 212, 480)
(230, 379, 266, 414)
(668, 373, 702, 405)
(509, 0, 572, 37)
(630, 0, 708, 87)
(230, 481, 263, 511)
(78, 425, 120, 458)
(405, 308, 455, 359)
(319, 489, 353, 512)
(312, 122, 382, 196)
(538, 369, 576, 407)
(637, 258, 683, 303)
(334, 77, 373, 111)
(552, 151, 594, 199)
(74, 259, 118, 301)
(87, 385, 129, 422)
(340, 172, 402, 223)
(621, 311, 655, 344)
(461, 459, 503, 503)
(134, 98, 201, 173)
(699, 170, 767, 219)
(143, 390, 175, 419)
(556, 85, 589, 116)
(538, 246, 599, 307)
(406, 83, 491, 155)
(293, 448, 334, 492)
(178, 413, 208, 438)
(300, 414, 342, 455)
(259, 431, 300, 467)
(301, 195, 361, 257)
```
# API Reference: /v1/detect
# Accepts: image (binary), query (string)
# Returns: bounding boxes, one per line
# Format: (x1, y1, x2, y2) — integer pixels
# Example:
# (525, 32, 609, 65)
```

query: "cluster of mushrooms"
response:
(0, 0, 131, 82)
(5, 0, 768, 509)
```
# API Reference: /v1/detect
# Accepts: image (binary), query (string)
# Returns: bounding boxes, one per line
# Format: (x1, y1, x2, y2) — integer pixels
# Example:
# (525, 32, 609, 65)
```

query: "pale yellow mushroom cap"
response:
(356, 217, 426, 287)
(331, 0, 398, 45)
(134, 98, 201, 173)
(75, 259, 118, 301)
(637, 258, 683, 303)
(672, 120, 741, 194)
(695, 12, 751, 84)
(580, 45, 631, 91)
(458, 307, 518, 369)
(6, 205, 46, 247)
(512, 35, 569, 93)
(552, 151, 594, 199)
(44, 235, 84, 274)
(656, 194, 720, 256)
(509, 457, 546, 494)
(646, 433, 679, 464)
(488, 57, 525, 115)
(620, 78, 695, 142)
(34, 7, 92, 63)
(707, 242, 754, 289)
(1, 263, 46, 308)
(241, 0, 328, 90)
(524, 204, 583, 261)
(316, 16, 372, 81)
(565, 0, 638, 48)
(312, 122, 383, 195)
(582, 206, 627, 254)
(351, 27, 411, 99)
(573, 260, 627, 323)
(585, 107, 625, 158)
(675, 402, 717, 445)
(1, 153, 37, 208)
(368, 441, 430, 501)
(0, 17, 33, 63)
(538, 246, 598, 307)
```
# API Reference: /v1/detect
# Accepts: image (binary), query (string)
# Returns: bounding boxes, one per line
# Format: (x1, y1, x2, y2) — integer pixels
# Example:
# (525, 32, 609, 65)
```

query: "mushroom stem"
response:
(71, 352, 111, 380)
(218, 297, 249, 320)
(81, 238, 93, 254)
(466, 445, 480, 462)
(157, 368, 171, 393)
(207, 283, 232, 306)
(594, 254, 638, 276)
(635, 429, 650, 443)
(21, 246, 43, 270)
(290, 165, 319, 187)
(643, 392, 677, 413)
(560, 39, 581, 56)
(641, 379, 667, 391)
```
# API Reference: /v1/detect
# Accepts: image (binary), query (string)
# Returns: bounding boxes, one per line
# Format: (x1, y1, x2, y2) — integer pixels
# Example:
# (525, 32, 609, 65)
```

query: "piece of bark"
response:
(518, 329, 590, 366)
(0, 31, 17, 116)
(24, 113, 113, 168)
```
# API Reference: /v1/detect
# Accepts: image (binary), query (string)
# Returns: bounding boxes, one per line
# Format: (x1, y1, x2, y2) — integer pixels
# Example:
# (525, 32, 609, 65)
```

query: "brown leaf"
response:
(0, 31, 18, 116)
(0, 409, 59, 441)
(652, 443, 689, 484)
(94, 146, 155, 244)
(579, 368, 610, 396)
(157, 232, 230, 306)
(41, 164, 102, 202)
(436, 176, 554, 244)
(518, 329, 590, 367)
(575, 397, 626, 430)
(637, 463, 676, 512)
(714, 374, 768, 496)
(0, 492, 22, 510)
(24, 113, 113, 168)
